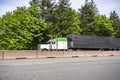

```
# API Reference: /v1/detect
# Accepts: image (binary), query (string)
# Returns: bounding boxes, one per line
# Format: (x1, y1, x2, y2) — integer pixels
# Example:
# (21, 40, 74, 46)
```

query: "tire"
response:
(42, 48, 48, 51)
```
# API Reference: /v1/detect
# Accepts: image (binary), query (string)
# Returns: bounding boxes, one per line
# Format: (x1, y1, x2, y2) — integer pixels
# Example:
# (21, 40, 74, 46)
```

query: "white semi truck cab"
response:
(38, 37, 67, 51)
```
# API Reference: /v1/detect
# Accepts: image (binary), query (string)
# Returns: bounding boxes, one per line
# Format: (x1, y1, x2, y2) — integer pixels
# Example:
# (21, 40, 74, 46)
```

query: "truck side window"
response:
(52, 42, 55, 44)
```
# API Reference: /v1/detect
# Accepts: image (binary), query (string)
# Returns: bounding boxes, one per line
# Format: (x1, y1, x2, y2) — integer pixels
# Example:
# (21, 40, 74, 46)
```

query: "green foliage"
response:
(29, 0, 40, 5)
(96, 15, 115, 37)
(29, 0, 82, 41)
(30, 0, 55, 21)
(29, 0, 56, 43)
(28, 5, 40, 18)
(0, 6, 46, 50)
(78, 0, 98, 36)
(39, 0, 56, 42)
(110, 11, 120, 37)
(48, 0, 82, 38)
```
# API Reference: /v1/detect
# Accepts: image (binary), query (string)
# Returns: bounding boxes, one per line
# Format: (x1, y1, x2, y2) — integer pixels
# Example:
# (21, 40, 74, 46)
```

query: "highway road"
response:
(0, 56, 120, 80)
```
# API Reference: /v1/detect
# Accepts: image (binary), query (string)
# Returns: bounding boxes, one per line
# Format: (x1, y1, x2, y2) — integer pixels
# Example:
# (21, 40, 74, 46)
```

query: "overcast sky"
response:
(0, 0, 120, 17)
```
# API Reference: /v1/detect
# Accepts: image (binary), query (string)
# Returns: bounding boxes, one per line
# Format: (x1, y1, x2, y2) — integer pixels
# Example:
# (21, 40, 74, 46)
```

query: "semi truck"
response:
(38, 34, 120, 51)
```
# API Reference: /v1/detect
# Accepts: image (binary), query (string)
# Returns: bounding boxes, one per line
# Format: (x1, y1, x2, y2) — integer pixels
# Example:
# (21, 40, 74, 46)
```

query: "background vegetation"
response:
(0, 0, 120, 50)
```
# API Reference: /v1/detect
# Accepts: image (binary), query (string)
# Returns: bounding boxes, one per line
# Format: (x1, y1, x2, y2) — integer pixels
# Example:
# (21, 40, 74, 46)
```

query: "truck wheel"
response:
(42, 48, 48, 51)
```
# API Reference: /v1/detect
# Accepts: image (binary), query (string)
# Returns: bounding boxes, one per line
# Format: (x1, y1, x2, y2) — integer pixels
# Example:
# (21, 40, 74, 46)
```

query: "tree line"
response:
(0, 0, 120, 50)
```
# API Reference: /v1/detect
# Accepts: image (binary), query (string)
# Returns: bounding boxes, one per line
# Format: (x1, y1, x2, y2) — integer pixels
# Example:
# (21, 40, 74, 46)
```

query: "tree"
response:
(0, 6, 46, 50)
(29, 0, 81, 41)
(29, 0, 56, 43)
(49, 0, 82, 38)
(110, 11, 120, 37)
(29, 0, 40, 6)
(78, 0, 98, 36)
(30, 0, 55, 20)
(96, 15, 115, 37)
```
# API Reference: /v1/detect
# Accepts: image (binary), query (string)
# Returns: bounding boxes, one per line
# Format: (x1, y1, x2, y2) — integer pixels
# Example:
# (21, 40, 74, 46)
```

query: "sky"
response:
(0, 0, 120, 17)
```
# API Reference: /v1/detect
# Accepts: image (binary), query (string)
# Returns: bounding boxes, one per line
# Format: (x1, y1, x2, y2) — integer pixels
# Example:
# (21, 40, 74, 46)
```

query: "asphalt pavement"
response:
(0, 56, 120, 80)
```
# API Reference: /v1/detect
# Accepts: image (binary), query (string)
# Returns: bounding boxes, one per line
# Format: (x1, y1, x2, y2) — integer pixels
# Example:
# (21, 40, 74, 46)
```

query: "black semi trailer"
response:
(67, 34, 120, 50)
